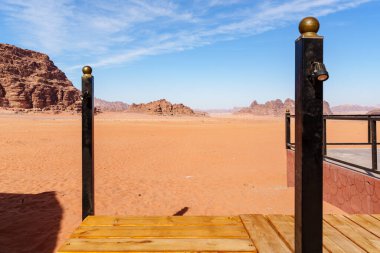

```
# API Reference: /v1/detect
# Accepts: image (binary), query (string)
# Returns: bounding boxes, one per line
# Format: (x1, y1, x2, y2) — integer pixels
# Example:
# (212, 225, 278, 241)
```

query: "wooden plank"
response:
(346, 215, 380, 238)
(324, 214, 380, 252)
(70, 225, 249, 239)
(57, 238, 257, 252)
(59, 215, 380, 253)
(81, 216, 242, 227)
(266, 215, 328, 253)
(371, 215, 380, 222)
(266, 215, 295, 251)
(240, 214, 292, 253)
(322, 220, 365, 253)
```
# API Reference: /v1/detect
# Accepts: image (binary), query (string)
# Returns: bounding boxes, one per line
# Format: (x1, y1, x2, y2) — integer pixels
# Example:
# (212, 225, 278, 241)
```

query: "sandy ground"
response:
(0, 111, 375, 252)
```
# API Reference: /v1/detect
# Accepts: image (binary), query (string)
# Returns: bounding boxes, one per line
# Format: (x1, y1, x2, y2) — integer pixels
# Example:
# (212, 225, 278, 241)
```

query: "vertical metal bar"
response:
(82, 66, 94, 220)
(368, 117, 371, 144)
(295, 18, 324, 253)
(286, 110, 291, 149)
(323, 118, 327, 155)
(371, 119, 377, 172)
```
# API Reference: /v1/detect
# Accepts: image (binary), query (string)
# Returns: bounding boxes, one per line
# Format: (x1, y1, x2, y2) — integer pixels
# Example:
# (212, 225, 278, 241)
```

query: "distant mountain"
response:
(201, 107, 242, 113)
(367, 109, 380, 115)
(94, 98, 129, 111)
(128, 99, 206, 116)
(331, 104, 378, 114)
(236, 98, 332, 116)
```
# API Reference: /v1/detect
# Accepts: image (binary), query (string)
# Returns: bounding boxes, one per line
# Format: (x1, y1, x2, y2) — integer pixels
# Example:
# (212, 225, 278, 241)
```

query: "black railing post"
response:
(82, 66, 94, 220)
(286, 110, 291, 149)
(368, 117, 371, 144)
(371, 119, 377, 172)
(295, 17, 325, 253)
(323, 117, 327, 155)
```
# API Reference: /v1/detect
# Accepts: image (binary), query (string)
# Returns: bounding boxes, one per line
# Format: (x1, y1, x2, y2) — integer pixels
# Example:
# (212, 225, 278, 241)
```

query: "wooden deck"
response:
(57, 214, 380, 253)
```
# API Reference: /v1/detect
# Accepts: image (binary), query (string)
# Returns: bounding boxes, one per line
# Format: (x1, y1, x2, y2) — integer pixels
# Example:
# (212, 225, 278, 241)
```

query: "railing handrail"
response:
(286, 114, 380, 119)
(285, 113, 378, 173)
(324, 114, 380, 120)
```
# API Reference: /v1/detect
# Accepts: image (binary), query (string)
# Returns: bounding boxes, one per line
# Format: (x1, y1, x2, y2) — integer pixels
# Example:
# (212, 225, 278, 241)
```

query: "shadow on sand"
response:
(0, 191, 63, 253)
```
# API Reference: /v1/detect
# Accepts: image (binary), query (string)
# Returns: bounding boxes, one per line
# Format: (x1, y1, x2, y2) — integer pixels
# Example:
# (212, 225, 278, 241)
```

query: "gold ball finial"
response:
(82, 66, 92, 76)
(299, 17, 320, 37)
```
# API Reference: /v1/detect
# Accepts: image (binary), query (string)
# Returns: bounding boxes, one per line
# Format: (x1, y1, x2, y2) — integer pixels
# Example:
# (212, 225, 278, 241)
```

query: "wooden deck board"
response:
(322, 221, 365, 253)
(265, 215, 332, 253)
(58, 238, 257, 252)
(81, 216, 242, 227)
(346, 214, 380, 238)
(240, 214, 291, 253)
(371, 214, 380, 221)
(265, 215, 297, 252)
(324, 214, 380, 252)
(70, 225, 249, 239)
(58, 214, 380, 253)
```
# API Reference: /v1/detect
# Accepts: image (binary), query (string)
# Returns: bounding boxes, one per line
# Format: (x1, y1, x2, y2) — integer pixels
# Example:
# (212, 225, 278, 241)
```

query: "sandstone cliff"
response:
(237, 98, 333, 116)
(128, 99, 205, 116)
(0, 43, 80, 111)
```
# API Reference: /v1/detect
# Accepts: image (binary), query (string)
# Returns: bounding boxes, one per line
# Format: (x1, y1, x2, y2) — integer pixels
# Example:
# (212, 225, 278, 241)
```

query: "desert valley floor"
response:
(0, 111, 376, 252)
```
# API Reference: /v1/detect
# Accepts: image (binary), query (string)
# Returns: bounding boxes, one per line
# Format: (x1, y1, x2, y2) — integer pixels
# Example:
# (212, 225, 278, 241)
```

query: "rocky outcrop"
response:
(128, 99, 205, 116)
(239, 99, 287, 116)
(0, 43, 80, 111)
(94, 98, 129, 112)
(237, 98, 333, 116)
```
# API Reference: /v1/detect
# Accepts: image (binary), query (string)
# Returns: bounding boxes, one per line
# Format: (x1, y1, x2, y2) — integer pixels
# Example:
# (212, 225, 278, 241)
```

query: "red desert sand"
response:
(1, 111, 375, 252)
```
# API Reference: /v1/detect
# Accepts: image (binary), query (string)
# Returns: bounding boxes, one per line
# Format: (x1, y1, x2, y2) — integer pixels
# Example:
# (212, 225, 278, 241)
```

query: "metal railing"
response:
(286, 113, 380, 173)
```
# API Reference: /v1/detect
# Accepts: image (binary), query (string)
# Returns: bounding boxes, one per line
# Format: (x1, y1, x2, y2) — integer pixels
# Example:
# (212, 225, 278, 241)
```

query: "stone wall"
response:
(286, 149, 380, 213)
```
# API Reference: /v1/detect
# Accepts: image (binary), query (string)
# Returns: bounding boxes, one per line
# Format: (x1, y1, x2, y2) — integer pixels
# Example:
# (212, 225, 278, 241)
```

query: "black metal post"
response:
(323, 118, 327, 155)
(82, 66, 94, 220)
(286, 110, 291, 149)
(368, 117, 371, 144)
(371, 119, 377, 172)
(295, 17, 325, 253)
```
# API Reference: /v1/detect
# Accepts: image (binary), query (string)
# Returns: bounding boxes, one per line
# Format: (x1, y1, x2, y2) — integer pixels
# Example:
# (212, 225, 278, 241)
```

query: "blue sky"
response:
(0, 0, 379, 109)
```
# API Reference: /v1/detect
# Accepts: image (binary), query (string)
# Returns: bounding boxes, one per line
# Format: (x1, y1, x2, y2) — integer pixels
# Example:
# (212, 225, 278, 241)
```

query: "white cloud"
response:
(1, 0, 73, 54)
(208, 0, 245, 7)
(0, 0, 372, 69)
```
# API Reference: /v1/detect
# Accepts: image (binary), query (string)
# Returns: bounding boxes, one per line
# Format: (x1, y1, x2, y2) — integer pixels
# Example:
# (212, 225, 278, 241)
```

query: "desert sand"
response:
(0, 111, 375, 252)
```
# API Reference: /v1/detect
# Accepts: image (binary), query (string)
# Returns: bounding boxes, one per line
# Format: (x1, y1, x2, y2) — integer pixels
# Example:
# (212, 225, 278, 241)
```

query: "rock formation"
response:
(0, 43, 80, 111)
(332, 104, 378, 114)
(94, 98, 129, 112)
(237, 98, 333, 116)
(128, 99, 205, 116)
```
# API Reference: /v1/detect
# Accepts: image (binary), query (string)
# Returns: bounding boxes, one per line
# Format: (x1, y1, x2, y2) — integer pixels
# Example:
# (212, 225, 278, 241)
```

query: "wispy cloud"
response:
(0, 0, 74, 54)
(208, 0, 246, 7)
(0, 0, 372, 70)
